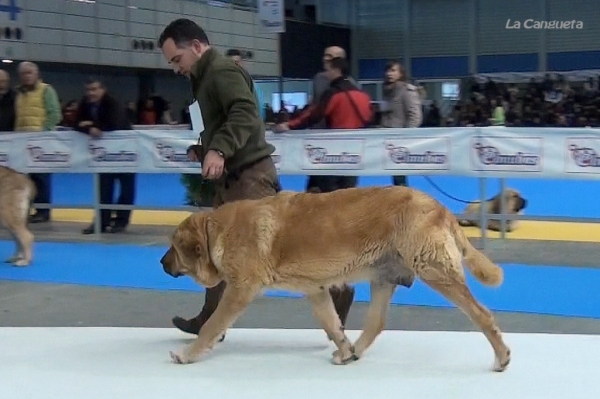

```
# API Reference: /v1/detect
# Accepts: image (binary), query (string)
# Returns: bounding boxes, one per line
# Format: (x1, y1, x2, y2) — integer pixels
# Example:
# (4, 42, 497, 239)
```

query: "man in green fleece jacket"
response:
(158, 18, 281, 338)
(14, 61, 62, 224)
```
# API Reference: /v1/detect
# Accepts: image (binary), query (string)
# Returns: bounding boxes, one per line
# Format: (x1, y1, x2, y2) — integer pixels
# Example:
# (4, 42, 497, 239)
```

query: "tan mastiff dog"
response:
(161, 186, 510, 372)
(459, 188, 528, 232)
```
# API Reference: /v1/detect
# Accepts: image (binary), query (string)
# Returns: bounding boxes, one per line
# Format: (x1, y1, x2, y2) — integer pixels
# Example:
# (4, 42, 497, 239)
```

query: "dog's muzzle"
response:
(520, 198, 528, 210)
(160, 253, 181, 278)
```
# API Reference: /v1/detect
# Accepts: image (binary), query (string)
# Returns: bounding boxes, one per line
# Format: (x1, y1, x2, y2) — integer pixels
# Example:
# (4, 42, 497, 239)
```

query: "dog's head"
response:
(160, 213, 222, 288)
(491, 189, 528, 214)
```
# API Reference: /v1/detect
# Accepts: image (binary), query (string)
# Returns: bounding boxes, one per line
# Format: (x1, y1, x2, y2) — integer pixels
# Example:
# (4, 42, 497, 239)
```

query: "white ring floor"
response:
(0, 327, 597, 399)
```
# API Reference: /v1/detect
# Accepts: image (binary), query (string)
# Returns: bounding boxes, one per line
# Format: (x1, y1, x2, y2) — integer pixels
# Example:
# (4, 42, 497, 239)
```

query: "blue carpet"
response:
(50, 173, 600, 219)
(1, 241, 599, 320)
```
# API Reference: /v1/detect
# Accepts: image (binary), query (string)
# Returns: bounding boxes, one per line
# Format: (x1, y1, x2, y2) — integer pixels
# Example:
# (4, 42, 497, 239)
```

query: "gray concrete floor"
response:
(2, 221, 600, 335)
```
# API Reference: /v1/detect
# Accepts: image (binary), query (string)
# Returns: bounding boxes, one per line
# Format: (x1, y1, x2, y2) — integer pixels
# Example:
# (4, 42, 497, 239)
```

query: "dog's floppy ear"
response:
(172, 215, 201, 258)
(504, 189, 521, 213)
(187, 213, 222, 288)
(188, 213, 209, 258)
(489, 194, 501, 215)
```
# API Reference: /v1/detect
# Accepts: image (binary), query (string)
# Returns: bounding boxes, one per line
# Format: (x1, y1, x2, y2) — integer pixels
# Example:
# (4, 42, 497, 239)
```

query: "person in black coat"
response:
(0, 69, 15, 132)
(74, 77, 136, 235)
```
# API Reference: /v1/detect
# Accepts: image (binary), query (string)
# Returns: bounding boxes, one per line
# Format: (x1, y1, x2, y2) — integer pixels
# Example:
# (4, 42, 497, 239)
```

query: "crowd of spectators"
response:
(264, 73, 600, 130)
(442, 74, 600, 128)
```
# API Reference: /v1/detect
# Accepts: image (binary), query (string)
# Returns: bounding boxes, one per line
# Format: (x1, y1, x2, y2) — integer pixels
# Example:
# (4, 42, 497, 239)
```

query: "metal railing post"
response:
(92, 172, 102, 239)
(478, 177, 487, 250)
(499, 177, 507, 240)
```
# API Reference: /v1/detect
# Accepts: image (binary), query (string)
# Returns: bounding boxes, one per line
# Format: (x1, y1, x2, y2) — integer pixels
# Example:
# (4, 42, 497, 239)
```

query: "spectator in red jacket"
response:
(275, 56, 372, 195)
(275, 56, 371, 193)
(276, 57, 372, 133)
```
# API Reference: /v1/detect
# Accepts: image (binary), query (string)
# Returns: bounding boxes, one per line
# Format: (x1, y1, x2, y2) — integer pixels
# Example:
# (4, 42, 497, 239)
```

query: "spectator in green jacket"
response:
(14, 61, 61, 223)
(489, 98, 506, 126)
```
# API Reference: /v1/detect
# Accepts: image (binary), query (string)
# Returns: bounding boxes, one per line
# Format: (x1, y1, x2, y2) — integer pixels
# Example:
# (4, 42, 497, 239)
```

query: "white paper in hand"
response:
(189, 101, 204, 133)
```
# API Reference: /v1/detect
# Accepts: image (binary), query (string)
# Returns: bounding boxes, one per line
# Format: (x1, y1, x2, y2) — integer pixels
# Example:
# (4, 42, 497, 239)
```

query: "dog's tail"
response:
(450, 218, 504, 287)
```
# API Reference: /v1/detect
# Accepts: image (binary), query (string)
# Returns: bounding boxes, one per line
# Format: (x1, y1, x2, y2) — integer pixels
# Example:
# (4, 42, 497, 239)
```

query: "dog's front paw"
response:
(169, 350, 196, 365)
(331, 346, 359, 365)
(493, 348, 511, 372)
(12, 259, 30, 267)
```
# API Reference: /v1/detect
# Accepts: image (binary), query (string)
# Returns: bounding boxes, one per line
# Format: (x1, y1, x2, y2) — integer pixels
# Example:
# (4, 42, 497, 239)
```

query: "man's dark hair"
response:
(329, 57, 349, 77)
(157, 18, 210, 48)
(85, 76, 104, 87)
(226, 49, 242, 57)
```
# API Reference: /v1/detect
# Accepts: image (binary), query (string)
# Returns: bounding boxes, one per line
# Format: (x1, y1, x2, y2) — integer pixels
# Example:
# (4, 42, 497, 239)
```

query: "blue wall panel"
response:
(360, 52, 600, 79)
(358, 58, 402, 80)
(477, 53, 539, 73)
(547, 51, 600, 71)
(410, 56, 469, 79)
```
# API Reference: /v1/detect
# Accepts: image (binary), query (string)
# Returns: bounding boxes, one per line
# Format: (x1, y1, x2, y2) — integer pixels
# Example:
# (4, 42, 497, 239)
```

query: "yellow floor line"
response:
(50, 209, 600, 243)
(51, 209, 193, 227)
(461, 221, 600, 243)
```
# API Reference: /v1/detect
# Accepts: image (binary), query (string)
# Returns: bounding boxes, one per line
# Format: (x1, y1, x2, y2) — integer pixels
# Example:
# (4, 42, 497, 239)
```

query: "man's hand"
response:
(78, 121, 93, 128)
(273, 123, 290, 133)
(202, 150, 225, 180)
(89, 127, 102, 138)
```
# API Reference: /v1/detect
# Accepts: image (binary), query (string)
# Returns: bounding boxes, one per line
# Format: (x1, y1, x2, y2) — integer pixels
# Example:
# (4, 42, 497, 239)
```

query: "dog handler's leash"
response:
(422, 176, 489, 204)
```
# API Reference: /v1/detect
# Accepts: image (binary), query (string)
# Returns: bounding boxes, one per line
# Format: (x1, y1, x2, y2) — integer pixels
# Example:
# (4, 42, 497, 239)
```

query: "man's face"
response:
(85, 82, 105, 103)
(161, 38, 204, 78)
(19, 67, 37, 86)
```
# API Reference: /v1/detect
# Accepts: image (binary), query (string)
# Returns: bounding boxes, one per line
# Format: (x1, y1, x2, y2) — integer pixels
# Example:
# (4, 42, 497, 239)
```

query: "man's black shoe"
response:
(172, 316, 226, 342)
(172, 316, 201, 335)
(110, 225, 127, 234)
(82, 224, 107, 235)
(28, 213, 49, 223)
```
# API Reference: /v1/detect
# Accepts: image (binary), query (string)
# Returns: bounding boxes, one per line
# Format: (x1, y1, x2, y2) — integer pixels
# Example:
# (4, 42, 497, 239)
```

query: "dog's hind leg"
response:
(3, 231, 20, 264)
(306, 287, 355, 365)
(0, 205, 15, 263)
(11, 226, 34, 266)
(170, 283, 259, 365)
(0, 202, 30, 266)
(421, 265, 511, 372)
(351, 281, 396, 360)
(2, 188, 35, 266)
